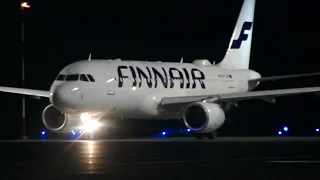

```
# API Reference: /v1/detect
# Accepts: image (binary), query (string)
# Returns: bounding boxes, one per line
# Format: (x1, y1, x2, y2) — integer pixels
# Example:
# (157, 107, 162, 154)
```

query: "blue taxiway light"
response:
(278, 131, 282, 135)
(283, 126, 288, 132)
(41, 131, 46, 135)
(187, 129, 191, 132)
(316, 128, 319, 132)
(71, 130, 76, 135)
(162, 132, 166, 135)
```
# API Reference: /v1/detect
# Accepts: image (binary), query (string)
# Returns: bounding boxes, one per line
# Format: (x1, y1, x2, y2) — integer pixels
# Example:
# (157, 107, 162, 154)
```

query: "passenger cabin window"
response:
(65, 74, 79, 81)
(80, 74, 89, 82)
(87, 74, 95, 82)
(56, 74, 66, 81)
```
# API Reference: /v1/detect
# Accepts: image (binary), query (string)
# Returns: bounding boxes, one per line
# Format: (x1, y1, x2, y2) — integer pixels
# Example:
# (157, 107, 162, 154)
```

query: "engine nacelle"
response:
(183, 102, 225, 133)
(42, 104, 82, 133)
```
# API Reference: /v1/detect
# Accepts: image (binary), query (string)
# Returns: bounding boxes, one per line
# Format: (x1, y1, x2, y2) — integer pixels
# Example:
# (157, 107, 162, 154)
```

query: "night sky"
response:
(1, 0, 319, 139)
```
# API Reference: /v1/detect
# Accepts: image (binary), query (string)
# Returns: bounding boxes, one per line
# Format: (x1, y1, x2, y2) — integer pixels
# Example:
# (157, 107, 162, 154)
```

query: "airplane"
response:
(1, 0, 320, 140)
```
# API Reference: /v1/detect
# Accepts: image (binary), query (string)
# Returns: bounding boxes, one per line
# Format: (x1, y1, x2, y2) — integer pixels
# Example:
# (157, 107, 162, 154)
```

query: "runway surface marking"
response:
(78, 156, 319, 165)
(268, 160, 320, 164)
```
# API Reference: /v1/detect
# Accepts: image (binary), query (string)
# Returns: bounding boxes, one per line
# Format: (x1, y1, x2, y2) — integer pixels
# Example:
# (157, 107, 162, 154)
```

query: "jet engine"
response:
(42, 104, 82, 133)
(183, 102, 225, 133)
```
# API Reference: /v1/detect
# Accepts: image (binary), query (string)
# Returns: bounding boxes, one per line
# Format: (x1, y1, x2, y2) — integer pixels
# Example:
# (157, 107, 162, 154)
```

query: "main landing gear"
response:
(195, 132, 217, 140)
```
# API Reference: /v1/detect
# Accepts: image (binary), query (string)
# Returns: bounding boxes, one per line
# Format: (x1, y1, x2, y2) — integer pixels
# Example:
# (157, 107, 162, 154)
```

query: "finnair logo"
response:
(231, 21, 253, 49)
(117, 66, 206, 89)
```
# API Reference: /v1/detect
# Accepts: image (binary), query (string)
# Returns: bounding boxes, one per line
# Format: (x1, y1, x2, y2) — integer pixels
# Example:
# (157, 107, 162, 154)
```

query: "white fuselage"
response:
(49, 60, 261, 120)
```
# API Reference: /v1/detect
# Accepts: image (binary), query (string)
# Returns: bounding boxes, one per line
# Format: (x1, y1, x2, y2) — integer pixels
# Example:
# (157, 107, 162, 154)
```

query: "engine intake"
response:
(42, 105, 66, 131)
(42, 104, 82, 133)
(183, 102, 225, 133)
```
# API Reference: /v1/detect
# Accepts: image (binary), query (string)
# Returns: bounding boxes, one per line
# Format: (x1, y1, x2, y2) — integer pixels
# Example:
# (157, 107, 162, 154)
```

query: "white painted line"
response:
(268, 160, 320, 163)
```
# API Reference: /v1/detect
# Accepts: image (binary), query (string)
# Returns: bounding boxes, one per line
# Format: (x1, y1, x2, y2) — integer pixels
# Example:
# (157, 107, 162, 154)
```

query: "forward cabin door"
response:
(102, 65, 116, 95)
(106, 77, 116, 95)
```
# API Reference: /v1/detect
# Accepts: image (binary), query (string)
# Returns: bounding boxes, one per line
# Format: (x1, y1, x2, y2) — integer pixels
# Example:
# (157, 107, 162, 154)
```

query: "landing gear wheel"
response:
(207, 132, 217, 140)
(195, 134, 205, 140)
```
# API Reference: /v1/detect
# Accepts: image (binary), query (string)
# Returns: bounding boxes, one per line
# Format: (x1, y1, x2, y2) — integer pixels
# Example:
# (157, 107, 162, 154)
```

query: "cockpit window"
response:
(80, 74, 89, 82)
(87, 74, 95, 82)
(65, 74, 79, 81)
(56, 74, 66, 81)
(56, 74, 94, 82)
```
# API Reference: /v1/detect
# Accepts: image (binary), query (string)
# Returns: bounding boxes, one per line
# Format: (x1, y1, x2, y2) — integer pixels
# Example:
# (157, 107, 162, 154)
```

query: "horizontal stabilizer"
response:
(249, 72, 320, 83)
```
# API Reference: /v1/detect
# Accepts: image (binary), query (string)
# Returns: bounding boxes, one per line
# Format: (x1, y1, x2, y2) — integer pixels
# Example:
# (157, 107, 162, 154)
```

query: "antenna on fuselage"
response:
(180, 57, 183, 63)
(88, 53, 92, 61)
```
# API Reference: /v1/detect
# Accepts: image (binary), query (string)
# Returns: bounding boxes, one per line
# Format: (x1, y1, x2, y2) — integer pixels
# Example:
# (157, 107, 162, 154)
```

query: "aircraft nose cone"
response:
(51, 83, 80, 112)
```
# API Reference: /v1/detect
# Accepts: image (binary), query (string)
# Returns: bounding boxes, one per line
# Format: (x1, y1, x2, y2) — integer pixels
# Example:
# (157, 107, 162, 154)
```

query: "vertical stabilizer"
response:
(218, 0, 256, 69)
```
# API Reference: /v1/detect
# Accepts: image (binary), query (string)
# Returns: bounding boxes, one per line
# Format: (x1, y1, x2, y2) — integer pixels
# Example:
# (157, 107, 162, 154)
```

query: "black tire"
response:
(207, 132, 217, 140)
(195, 134, 205, 140)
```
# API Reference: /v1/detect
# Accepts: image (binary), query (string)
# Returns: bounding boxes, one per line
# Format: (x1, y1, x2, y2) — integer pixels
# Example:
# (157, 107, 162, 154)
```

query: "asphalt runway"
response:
(1, 137, 320, 180)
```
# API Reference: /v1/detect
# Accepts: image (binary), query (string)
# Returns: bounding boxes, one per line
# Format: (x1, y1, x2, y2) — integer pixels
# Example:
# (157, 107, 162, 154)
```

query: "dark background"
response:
(1, 0, 319, 139)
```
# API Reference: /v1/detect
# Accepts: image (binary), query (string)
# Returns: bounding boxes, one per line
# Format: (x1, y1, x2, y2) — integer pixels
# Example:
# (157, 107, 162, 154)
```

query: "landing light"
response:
(80, 112, 91, 122)
(21, 2, 31, 8)
(79, 120, 102, 133)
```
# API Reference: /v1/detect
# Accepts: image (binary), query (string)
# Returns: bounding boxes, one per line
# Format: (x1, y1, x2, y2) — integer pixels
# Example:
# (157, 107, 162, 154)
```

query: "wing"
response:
(249, 72, 320, 83)
(0, 86, 50, 98)
(160, 87, 320, 107)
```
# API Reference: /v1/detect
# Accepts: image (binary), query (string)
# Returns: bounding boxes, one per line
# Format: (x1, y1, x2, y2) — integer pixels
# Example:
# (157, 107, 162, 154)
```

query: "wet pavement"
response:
(1, 137, 320, 180)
